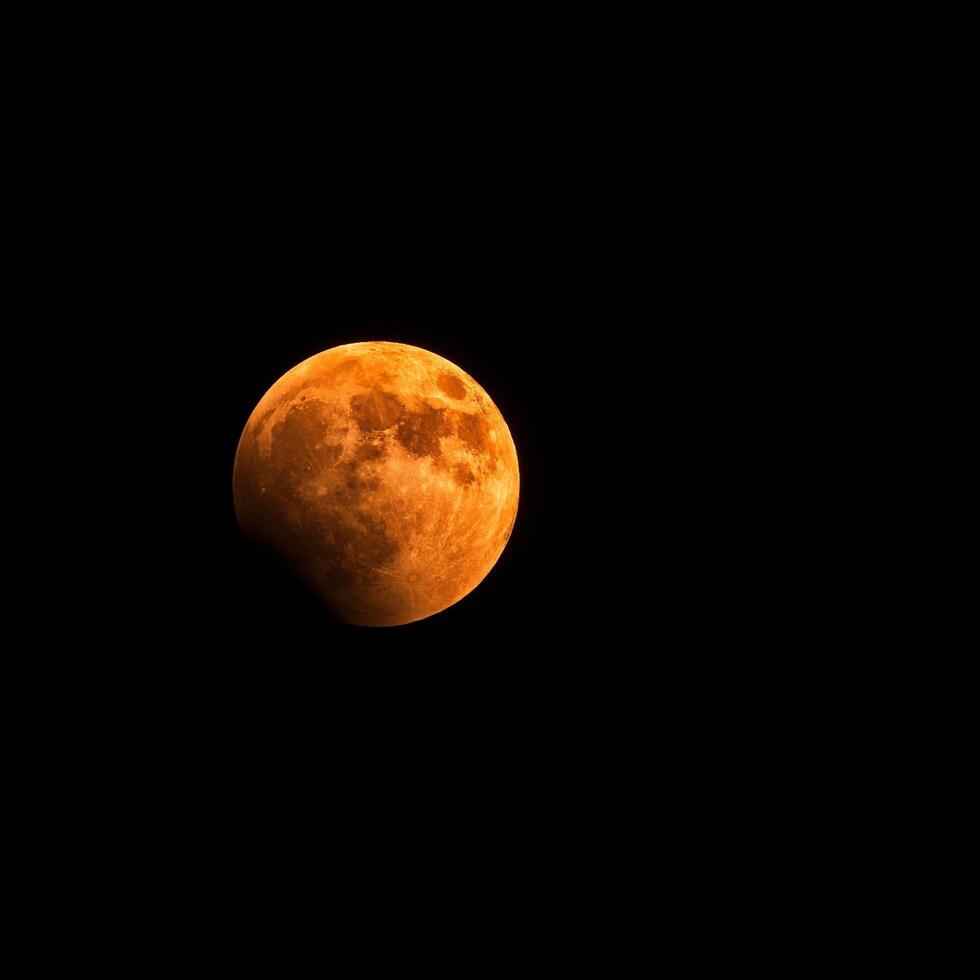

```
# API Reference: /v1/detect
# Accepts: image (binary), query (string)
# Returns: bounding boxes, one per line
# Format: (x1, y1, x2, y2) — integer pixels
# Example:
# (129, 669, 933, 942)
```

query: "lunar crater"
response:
(437, 373, 467, 399)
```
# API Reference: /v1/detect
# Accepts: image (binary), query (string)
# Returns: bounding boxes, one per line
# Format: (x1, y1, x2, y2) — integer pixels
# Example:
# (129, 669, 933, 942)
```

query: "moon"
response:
(233, 342, 520, 626)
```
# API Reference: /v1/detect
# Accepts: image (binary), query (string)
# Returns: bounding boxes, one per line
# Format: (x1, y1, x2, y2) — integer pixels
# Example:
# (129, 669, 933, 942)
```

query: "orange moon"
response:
(233, 342, 519, 626)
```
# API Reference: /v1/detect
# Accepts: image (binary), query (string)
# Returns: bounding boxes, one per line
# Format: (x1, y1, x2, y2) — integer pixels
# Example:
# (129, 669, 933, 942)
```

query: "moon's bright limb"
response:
(233, 342, 519, 626)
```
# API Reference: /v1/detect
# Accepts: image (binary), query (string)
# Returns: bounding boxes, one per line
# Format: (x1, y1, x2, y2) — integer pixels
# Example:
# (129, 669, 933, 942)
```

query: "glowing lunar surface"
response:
(233, 342, 519, 626)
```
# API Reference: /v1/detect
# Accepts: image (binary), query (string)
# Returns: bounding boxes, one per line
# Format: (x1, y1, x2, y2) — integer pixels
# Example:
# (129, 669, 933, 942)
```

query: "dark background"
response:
(147, 269, 651, 681)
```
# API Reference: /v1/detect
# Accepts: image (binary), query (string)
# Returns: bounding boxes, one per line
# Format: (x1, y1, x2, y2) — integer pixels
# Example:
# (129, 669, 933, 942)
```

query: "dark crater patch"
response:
(354, 442, 385, 463)
(329, 358, 359, 380)
(453, 462, 476, 485)
(456, 411, 494, 456)
(396, 403, 453, 459)
(437, 373, 466, 399)
(350, 389, 404, 432)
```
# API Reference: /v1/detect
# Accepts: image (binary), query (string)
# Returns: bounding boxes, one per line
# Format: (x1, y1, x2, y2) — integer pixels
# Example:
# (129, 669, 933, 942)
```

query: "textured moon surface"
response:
(233, 342, 519, 626)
